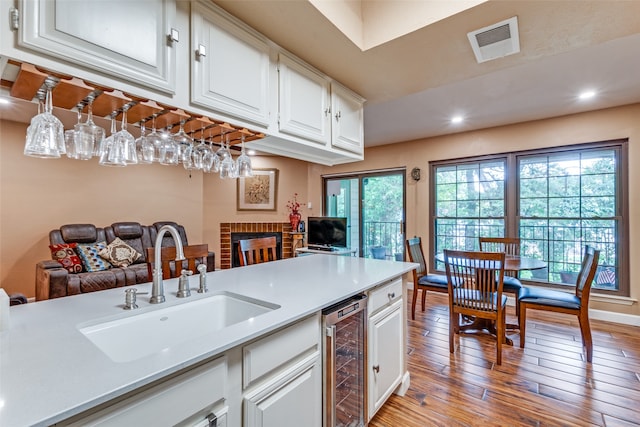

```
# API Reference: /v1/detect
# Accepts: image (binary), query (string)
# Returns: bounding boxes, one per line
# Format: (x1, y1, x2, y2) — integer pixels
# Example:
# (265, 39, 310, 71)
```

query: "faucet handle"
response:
(124, 288, 145, 310)
(177, 269, 192, 298)
(197, 264, 208, 293)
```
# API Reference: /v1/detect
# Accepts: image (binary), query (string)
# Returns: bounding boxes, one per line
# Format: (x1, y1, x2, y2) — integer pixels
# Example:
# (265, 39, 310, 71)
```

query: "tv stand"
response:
(295, 247, 357, 257)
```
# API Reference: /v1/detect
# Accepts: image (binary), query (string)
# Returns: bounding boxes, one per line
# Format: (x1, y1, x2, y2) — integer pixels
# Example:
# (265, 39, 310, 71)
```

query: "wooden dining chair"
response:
(443, 249, 507, 365)
(519, 245, 600, 362)
(479, 236, 523, 326)
(146, 244, 210, 280)
(238, 236, 277, 266)
(405, 237, 449, 320)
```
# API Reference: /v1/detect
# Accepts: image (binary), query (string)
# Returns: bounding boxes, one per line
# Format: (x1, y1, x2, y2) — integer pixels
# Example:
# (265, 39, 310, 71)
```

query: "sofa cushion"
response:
(60, 224, 99, 243)
(77, 242, 112, 272)
(49, 243, 84, 273)
(99, 237, 142, 267)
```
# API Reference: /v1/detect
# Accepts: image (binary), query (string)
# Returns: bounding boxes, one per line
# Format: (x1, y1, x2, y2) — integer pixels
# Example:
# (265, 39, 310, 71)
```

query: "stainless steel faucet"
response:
(150, 225, 185, 304)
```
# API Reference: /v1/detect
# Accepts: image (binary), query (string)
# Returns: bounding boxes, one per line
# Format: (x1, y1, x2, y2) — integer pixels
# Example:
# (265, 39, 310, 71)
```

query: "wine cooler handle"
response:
(326, 325, 337, 427)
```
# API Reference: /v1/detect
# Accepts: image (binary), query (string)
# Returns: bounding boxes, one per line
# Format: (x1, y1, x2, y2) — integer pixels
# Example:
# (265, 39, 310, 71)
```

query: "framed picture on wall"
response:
(237, 169, 278, 211)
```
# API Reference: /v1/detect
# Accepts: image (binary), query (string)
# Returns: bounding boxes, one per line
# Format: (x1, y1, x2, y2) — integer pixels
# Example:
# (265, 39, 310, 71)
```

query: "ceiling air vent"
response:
(467, 16, 520, 63)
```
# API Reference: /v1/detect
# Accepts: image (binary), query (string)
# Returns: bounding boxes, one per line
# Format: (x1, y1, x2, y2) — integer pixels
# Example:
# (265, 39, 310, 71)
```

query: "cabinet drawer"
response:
(243, 313, 320, 389)
(61, 356, 227, 426)
(368, 277, 403, 314)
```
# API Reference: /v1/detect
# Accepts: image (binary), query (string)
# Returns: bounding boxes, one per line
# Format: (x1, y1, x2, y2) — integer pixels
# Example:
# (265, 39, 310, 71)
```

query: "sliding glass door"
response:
(324, 170, 405, 259)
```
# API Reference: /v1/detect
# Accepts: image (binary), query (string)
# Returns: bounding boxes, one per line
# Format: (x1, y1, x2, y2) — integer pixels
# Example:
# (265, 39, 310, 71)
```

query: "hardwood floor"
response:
(369, 291, 640, 427)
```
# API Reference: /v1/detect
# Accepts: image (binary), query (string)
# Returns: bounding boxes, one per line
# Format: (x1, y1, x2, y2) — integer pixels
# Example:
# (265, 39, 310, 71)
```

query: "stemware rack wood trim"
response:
(1, 60, 265, 147)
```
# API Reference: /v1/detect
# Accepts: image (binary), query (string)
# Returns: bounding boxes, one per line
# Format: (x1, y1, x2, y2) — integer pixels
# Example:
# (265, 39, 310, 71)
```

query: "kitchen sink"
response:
(78, 292, 280, 363)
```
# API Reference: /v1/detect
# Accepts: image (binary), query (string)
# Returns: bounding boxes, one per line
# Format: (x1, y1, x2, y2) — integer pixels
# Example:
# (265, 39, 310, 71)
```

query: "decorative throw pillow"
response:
(49, 243, 84, 273)
(76, 242, 112, 272)
(99, 238, 142, 267)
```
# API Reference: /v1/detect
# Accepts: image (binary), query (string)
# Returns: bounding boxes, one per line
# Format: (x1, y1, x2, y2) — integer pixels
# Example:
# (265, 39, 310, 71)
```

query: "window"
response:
(433, 159, 506, 253)
(431, 140, 628, 296)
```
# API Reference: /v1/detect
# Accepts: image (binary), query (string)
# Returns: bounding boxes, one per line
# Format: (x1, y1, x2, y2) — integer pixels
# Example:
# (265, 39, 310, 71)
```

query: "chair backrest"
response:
(146, 244, 209, 280)
(238, 237, 277, 266)
(443, 249, 506, 313)
(479, 237, 521, 256)
(405, 237, 427, 276)
(575, 245, 600, 304)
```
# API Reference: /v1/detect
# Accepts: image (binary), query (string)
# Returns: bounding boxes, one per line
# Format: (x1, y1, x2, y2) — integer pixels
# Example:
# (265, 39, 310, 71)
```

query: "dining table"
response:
(435, 252, 547, 345)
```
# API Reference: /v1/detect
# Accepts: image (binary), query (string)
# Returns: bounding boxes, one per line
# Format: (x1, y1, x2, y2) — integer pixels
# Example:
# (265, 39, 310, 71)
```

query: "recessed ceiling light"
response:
(451, 116, 464, 124)
(247, 149, 256, 156)
(0, 98, 10, 105)
(578, 90, 596, 100)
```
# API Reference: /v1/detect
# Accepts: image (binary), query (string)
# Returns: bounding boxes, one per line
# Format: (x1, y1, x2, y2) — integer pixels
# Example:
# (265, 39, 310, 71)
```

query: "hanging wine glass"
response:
(236, 134, 253, 177)
(214, 127, 230, 174)
(145, 115, 163, 163)
(99, 115, 126, 167)
(118, 107, 137, 165)
(74, 95, 104, 160)
(24, 82, 65, 158)
(173, 120, 194, 169)
(159, 126, 179, 165)
(64, 107, 82, 159)
(135, 119, 153, 164)
(191, 127, 212, 171)
(219, 133, 236, 179)
(198, 126, 215, 173)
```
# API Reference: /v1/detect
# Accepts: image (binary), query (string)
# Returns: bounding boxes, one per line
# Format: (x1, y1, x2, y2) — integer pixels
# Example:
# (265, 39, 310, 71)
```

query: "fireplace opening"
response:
(231, 232, 282, 267)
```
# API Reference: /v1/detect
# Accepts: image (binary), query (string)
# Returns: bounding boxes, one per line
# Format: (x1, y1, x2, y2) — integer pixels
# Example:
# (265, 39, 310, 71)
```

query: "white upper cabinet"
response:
(17, 0, 177, 93)
(191, 1, 271, 127)
(278, 52, 331, 145)
(331, 82, 365, 154)
(278, 51, 364, 155)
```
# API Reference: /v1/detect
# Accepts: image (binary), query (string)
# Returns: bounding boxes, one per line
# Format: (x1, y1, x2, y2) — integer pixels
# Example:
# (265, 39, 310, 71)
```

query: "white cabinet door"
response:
(331, 82, 365, 154)
(244, 354, 322, 427)
(368, 299, 404, 419)
(191, 1, 271, 126)
(278, 52, 331, 145)
(18, 0, 177, 93)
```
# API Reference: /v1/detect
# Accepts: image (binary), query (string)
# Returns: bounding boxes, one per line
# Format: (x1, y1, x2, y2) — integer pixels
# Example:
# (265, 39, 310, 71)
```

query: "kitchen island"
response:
(0, 255, 416, 426)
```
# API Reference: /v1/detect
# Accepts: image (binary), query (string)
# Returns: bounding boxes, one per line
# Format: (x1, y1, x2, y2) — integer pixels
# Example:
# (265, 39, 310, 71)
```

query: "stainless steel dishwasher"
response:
(322, 294, 368, 427)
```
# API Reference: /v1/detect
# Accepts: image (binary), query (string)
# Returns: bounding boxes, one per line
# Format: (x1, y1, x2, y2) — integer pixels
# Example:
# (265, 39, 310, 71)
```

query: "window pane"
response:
(518, 148, 620, 290)
(434, 161, 505, 256)
(520, 177, 548, 198)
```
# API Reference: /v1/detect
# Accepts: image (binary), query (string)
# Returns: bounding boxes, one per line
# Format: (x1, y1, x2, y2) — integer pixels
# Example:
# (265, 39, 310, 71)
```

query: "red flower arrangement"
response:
(287, 193, 301, 215)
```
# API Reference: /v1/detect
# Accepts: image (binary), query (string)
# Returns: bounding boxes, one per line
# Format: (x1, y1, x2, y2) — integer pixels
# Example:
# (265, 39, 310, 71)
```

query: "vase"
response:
(289, 212, 301, 232)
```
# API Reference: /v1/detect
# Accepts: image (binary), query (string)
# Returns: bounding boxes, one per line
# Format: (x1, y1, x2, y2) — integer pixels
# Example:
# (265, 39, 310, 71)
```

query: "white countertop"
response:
(0, 255, 416, 426)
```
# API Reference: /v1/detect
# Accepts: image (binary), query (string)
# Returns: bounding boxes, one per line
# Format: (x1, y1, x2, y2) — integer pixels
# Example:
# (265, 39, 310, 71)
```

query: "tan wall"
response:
(0, 119, 204, 298)
(202, 155, 311, 259)
(309, 103, 640, 316)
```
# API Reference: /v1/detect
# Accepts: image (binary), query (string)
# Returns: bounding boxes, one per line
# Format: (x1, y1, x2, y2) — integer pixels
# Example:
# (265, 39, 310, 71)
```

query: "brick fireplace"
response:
(220, 222, 294, 269)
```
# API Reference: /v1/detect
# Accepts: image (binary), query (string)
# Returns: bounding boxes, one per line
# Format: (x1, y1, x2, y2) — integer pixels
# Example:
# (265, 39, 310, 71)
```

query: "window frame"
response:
(428, 139, 629, 297)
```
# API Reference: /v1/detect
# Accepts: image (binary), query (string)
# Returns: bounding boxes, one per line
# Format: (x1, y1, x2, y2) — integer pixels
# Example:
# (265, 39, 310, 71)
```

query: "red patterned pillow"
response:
(49, 243, 84, 273)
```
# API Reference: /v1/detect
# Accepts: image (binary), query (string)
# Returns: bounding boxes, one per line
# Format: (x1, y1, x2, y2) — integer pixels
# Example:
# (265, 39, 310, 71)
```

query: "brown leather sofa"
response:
(35, 221, 215, 300)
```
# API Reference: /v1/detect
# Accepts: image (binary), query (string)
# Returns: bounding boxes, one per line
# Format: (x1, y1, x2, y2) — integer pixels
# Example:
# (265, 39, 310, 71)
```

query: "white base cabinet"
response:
(244, 353, 322, 427)
(367, 277, 406, 421)
(58, 356, 228, 427)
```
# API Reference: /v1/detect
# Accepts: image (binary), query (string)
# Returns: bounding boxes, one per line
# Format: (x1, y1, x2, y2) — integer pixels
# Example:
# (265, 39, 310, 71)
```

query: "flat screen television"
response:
(307, 217, 348, 249)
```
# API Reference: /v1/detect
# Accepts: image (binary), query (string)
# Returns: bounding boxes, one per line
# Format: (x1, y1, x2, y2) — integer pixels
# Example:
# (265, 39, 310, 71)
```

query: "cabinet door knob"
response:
(388, 292, 395, 300)
(167, 28, 179, 44)
(335, 111, 341, 121)
(196, 44, 207, 60)
(324, 107, 331, 116)
(373, 365, 380, 373)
